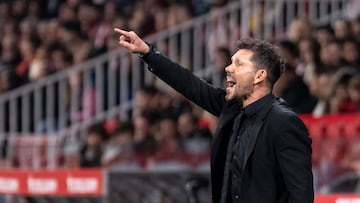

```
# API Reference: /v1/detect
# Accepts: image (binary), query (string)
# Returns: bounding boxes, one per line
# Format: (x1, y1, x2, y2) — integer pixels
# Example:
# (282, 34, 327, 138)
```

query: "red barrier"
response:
(0, 169, 103, 196)
(315, 194, 360, 203)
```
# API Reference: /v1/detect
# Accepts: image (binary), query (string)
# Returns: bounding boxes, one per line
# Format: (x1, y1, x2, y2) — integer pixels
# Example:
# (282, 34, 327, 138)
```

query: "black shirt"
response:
(225, 94, 274, 202)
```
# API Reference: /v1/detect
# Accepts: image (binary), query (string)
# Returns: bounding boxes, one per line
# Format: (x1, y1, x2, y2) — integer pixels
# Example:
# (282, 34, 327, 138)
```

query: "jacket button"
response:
(235, 195, 239, 199)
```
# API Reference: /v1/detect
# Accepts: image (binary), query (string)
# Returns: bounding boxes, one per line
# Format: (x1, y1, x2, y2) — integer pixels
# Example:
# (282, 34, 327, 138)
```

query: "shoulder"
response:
(267, 98, 304, 127)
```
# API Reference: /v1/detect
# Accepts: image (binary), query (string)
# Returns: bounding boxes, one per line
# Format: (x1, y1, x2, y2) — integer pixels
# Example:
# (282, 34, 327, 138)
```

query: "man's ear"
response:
(254, 69, 267, 85)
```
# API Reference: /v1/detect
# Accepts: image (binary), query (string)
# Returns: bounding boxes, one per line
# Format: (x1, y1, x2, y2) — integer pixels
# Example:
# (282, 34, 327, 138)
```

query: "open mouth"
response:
(227, 77, 236, 87)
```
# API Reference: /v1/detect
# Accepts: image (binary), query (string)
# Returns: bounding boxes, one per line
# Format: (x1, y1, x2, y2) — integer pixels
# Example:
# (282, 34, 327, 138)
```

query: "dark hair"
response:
(342, 38, 360, 50)
(87, 122, 106, 136)
(237, 39, 285, 87)
(315, 24, 334, 35)
(139, 85, 159, 96)
(277, 40, 299, 58)
(300, 37, 322, 67)
(216, 47, 232, 65)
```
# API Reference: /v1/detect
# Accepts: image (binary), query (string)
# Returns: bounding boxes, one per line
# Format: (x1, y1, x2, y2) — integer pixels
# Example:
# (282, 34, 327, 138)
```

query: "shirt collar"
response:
(244, 93, 274, 118)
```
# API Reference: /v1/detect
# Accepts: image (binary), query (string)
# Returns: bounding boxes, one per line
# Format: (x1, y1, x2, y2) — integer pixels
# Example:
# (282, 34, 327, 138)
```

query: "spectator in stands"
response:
(11, 0, 27, 21)
(133, 112, 157, 154)
(36, 19, 59, 48)
(347, 74, 360, 112)
(287, 18, 312, 44)
(115, 28, 313, 203)
(79, 123, 106, 168)
(67, 69, 97, 123)
(166, 2, 192, 29)
(342, 38, 360, 70)
(128, 2, 154, 37)
(178, 111, 211, 153)
(204, 47, 230, 88)
(78, 2, 102, 40)
(0, 34, 20, 69)
(102, 121, 135, 167)
(314, 24, 335, 48)
(328, 69, 356, 113)
(297, 38, 323, 86)
(274, 40, 316, 113)
(156, 86, 194, 118)
(16, 35, 40, 85)
(334, 18, 353, 41)
(153, 7, 168, 32)
(351, 16, 360, 41)
(28, 46, 48, 81)
(320, 40, 344, 71)
(0, 1, 10, 26)
(148, 111, 189, 171)
(19, 18, 37, 40)
(133, 85, 161, 117)
(309, 70, 333, 116)
(57, 2, 78, 22)
(57, 20, 92, 64)
(48, 44, 73, 71)
(0, 68, 12, 94)
(153, 112, 179, 145)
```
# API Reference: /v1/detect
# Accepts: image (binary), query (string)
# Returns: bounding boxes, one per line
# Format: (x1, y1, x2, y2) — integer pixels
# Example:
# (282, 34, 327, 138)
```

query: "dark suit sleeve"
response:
(274, 113, 314, 203)
(141, 45, 226, 116)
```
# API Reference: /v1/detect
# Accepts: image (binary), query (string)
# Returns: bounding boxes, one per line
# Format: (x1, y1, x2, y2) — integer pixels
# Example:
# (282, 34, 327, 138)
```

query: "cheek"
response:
(236, 76, 254, 91)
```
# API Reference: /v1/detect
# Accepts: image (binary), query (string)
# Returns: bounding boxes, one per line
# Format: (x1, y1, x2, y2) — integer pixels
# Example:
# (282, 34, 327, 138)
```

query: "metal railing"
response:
(0, 0, 349, 169)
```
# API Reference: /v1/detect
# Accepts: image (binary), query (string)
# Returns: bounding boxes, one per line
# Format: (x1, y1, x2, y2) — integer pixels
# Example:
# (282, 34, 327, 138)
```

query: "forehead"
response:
(232, 49, 254, 62)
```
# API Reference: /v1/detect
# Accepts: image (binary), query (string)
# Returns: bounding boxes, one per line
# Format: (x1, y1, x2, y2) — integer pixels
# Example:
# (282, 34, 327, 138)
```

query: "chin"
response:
(225, 94, 234, 101)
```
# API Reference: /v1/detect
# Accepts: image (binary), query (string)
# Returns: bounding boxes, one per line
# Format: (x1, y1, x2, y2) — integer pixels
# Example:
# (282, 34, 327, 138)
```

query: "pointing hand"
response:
(114, 28, 150, 55)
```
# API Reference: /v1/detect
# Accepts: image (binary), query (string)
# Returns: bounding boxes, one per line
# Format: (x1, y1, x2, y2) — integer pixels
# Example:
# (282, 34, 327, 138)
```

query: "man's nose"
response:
(225, 64, 232, 73)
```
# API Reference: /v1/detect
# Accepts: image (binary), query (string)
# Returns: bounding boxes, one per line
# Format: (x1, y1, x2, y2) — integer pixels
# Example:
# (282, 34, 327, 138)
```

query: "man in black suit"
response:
(114, 28, 314, 203)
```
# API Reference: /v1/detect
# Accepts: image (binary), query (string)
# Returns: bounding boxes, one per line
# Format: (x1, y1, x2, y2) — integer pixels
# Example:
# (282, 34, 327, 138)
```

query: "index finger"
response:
(114, 28, 131, 37)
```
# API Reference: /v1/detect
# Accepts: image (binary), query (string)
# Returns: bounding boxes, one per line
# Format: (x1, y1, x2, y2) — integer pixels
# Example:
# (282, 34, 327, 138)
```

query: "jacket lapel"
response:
(242, 98, 279, 171)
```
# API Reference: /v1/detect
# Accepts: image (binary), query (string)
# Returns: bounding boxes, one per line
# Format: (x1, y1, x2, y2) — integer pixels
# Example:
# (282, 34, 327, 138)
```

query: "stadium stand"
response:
(0, 0, 359, 202)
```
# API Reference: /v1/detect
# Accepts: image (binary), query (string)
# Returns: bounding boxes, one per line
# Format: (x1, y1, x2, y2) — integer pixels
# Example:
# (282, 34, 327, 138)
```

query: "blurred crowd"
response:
(64, 86, 214, 171)
(273, 17, 360, 116)
(0, 0, 231, 169)
(0, 0, 231, 94)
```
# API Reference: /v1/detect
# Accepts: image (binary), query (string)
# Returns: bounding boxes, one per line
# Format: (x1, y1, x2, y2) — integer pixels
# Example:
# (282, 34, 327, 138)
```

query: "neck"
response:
(242, 88, 271, 107)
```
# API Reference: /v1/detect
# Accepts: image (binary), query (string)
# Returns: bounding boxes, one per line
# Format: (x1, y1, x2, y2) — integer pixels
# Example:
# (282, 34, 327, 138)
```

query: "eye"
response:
(235, 61, 242, 66)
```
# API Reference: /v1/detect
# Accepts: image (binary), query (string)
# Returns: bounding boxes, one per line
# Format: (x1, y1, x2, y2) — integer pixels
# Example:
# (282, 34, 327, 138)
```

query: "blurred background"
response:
(0, 0, 359, 202)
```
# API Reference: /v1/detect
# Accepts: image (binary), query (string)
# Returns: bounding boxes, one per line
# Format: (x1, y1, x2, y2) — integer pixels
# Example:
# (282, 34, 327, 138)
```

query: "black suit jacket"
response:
(141, 46, 314, 203)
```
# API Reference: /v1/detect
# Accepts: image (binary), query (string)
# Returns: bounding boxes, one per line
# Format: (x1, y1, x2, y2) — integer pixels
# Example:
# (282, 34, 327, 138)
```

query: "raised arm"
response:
(114, 28, 226, 116)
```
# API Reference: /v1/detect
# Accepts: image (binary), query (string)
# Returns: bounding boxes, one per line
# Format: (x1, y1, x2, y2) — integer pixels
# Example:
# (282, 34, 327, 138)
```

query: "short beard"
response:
(237, 93, 250, 107)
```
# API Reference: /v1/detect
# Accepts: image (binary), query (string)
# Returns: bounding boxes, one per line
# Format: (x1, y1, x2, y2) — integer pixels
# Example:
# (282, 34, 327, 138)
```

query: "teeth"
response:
(227, 81, 235, 87)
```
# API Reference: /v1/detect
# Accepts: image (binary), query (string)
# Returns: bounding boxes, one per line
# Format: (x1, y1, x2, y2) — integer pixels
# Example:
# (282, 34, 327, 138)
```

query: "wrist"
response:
(138, 43, 152, 58)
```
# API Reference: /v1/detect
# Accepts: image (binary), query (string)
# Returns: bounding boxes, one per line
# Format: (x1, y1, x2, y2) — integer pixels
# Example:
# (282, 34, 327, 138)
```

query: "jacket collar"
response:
(244, 93, 274, 119)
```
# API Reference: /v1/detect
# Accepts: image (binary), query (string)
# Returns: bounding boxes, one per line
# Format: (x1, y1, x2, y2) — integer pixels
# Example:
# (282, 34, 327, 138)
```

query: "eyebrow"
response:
(232, 58, 246, 65)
